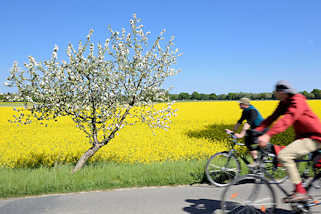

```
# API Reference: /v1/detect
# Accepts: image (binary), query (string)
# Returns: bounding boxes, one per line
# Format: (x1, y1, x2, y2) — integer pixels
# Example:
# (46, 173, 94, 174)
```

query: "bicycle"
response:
(220, 147, 321, 214)
(205, 131, 288, 187)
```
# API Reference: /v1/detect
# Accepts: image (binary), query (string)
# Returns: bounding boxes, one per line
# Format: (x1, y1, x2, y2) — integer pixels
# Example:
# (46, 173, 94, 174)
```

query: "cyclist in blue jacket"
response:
(226, 97, 264, 167)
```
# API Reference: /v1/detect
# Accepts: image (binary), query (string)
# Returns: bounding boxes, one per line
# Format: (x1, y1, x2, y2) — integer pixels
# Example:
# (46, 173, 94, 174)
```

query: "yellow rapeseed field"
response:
(0, 100, 321, 168)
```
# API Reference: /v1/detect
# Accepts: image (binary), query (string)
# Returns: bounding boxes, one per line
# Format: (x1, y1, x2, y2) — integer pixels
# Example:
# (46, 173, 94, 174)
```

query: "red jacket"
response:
(256, 94, 321, 142)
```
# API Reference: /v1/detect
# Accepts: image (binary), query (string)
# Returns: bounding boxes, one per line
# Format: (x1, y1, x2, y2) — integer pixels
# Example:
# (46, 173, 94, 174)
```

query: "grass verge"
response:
(0, 159, 207, 199)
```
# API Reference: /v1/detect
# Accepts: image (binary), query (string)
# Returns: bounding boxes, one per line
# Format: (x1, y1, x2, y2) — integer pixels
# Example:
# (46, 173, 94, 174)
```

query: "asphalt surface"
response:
(0, 182, 319, 214)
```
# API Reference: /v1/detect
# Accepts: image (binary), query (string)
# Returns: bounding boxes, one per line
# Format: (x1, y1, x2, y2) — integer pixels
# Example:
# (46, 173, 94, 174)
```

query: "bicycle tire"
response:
(205, 152, 241, 187)
(221, 174, 276, 214)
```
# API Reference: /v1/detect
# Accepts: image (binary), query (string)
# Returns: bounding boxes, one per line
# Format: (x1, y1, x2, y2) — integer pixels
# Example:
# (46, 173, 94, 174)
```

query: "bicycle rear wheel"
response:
(221, 174, 276, 214)
(205, 152, 240, 187)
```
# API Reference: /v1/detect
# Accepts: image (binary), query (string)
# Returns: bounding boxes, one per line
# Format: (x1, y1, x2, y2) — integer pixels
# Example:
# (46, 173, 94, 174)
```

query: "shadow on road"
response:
(183, 198, 295, 214)
(183, 199, 221, 214)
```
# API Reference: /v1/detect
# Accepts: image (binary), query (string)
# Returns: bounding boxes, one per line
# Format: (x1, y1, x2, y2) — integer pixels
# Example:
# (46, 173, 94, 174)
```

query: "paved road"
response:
(0, 182, 319, 214)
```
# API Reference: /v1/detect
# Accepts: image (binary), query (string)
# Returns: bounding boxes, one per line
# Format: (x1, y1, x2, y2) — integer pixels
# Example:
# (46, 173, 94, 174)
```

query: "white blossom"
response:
(4, 81, 14, 87)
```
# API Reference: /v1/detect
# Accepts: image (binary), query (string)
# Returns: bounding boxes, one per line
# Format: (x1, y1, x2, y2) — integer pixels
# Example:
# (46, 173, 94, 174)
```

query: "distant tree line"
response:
(1, 89, 321, 102)
(0, 93, 15, 102)
(168, 89, 321, 101)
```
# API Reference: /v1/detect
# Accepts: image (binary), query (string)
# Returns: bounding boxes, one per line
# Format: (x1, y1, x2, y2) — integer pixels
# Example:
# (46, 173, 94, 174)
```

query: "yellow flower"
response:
(0, 100, 320, 168)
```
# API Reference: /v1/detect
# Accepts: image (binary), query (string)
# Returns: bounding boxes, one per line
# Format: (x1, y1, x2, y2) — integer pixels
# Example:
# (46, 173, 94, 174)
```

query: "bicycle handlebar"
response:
(225, 129, 267, 148)
(225, 131, 245, 146)
(226, 132, 237, 139)
(225, 129, 273, 159)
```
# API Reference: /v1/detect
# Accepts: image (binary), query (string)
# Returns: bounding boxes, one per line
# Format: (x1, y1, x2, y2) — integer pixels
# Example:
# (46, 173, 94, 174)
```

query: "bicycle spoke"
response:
(208, 165, 239, 173)
(208, 169, 237, 176)
(205, 152, 240, 186)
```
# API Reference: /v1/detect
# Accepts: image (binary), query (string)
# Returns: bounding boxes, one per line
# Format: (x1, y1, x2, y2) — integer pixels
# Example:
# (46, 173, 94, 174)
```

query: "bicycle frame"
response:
(223, 134, 282, 176)
(225, 134, 250, 165)
(206, 132, 288, 186)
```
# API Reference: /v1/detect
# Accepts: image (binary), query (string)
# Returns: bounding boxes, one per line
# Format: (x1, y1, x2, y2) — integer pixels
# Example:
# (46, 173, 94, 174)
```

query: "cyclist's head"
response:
(274, 80, 297, 101)
(239, 97, 250, 109)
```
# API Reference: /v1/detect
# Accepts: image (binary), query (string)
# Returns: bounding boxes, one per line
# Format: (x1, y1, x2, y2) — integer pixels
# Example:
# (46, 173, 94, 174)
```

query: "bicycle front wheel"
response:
(205, 152, 240, 187)
(221, 174, 276, 214)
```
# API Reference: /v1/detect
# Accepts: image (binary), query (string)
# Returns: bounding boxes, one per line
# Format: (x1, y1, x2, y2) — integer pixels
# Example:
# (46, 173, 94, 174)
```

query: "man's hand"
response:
(258, 134, 271, 148)
(225, 129, 233, 134)
(234, 133, 242, 138)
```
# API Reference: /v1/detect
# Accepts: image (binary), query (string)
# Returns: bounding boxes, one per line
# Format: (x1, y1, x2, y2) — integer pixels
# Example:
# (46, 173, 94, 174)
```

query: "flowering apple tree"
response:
(7, 14, 181, 172)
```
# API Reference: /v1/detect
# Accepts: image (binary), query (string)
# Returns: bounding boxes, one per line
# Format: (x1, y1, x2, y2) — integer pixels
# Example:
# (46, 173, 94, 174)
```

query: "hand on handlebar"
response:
(234, 133, 242, 138)
(258, 134, 270, 148)
(225, 129, 233, 134)
(225, 129, 242, 139)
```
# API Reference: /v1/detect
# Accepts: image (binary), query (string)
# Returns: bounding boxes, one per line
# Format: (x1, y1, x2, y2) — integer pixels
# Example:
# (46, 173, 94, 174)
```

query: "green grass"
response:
(0, 159, 207, 199)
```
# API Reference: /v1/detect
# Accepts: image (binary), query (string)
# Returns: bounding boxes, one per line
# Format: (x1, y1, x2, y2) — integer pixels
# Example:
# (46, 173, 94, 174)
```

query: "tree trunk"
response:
(72, 107, 132, 173)
(72, 144, 102, 173)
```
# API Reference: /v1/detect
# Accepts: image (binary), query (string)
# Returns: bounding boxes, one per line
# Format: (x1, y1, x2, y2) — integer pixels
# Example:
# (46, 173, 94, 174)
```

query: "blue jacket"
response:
(238, 105, 264, 128)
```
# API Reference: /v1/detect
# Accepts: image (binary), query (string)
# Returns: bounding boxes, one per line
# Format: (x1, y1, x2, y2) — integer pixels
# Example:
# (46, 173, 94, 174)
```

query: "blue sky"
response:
(1, 0, 321, 94)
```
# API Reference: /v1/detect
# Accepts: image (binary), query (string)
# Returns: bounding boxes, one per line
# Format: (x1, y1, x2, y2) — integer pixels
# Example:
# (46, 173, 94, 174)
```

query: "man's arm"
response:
(235, 123, 250, 138)
(225, 111, 245, 133)
(225, 122, 241, 134)
(233, 123, 241, 132)
(234, 109, 258, 138)
(256, 103, 282, 132)
(266, 96, 305, 136)
(225, 114, 243, 135)
(234, 110, 246, 132)
(256, 102, 283, 147)
(258, 95, 305, 147)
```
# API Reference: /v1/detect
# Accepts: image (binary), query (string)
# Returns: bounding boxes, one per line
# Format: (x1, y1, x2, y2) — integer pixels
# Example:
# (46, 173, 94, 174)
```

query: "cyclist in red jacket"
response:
(256, 80, 321, 203)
